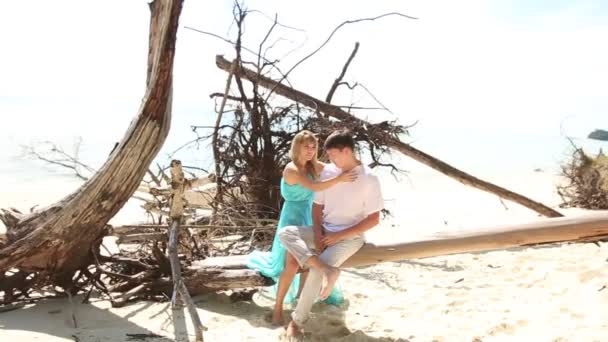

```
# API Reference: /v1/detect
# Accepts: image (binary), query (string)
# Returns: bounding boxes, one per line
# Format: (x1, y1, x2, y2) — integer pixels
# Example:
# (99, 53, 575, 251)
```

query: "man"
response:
(279, 129, 384, 339)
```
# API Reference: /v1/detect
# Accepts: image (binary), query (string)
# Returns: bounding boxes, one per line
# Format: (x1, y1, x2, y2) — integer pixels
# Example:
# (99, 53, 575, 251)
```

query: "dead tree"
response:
(214, 55, 563, 218)
(0, 1, 570, 307)
(188, 7, 418, 223)
(186, 5, 559, 220)
(558, 146, 608, 209)
(0, 0, 183, 291)
(195, 5, 298, 221)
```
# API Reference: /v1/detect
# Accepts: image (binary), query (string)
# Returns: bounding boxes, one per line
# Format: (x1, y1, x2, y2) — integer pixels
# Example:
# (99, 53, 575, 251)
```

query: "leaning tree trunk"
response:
(0, 0, 183, 281)
(215, 55, 562, 218)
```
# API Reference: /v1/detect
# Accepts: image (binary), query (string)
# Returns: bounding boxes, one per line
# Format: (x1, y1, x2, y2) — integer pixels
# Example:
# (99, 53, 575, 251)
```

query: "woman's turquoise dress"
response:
(246, 178, 343, 305)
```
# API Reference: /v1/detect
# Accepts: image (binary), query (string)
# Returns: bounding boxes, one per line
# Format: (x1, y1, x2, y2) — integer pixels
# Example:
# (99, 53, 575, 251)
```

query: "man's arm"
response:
(320, 211, 380, 246)
(338, 211, 380, 238)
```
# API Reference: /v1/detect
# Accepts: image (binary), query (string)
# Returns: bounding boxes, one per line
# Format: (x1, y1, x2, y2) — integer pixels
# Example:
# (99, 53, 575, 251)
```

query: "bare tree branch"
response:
(331, 81, 396, 115)
(266, 12, 417, 101)
(216, 55, 563, 218)
(326, 42, 360, 104)
(212, 59, 239, 220)
(22, 141, 96, 181)
(356, 83, 395, 116)
(184, 25, 293, 88)
(209, 92, 254, 102)
(257, 13, 278, 75)
(245, 10, 307, 33)
(334, 105, 388, 110)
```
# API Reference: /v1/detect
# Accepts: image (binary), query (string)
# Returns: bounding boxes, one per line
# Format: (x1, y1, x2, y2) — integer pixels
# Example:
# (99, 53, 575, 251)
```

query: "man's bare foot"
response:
(319, 266, 340, 300)
(271, 310, 284, 327)
(285, 320, 303, 341)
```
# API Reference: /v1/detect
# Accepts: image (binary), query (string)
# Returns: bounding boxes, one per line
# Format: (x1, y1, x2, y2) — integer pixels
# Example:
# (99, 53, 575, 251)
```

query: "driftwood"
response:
(190, 213, 608, 288)
(139, 173, 215, 200)
(19, 144, 217, 225)
(166, 160, 204, 342)
(156, 267, 273, 295)
(113, 226, 275, 245)
(343, 212, 608, 267)
(137, 177, 251, 223)
(558, 148, 608, 210)
(0, 1, 272, 308)
(215, 55, 562, 219)
(103, 261, 273, 299)
(0, 0, 183, 280)
(4, 1, 596, 315)
(113, 223, 276, 234)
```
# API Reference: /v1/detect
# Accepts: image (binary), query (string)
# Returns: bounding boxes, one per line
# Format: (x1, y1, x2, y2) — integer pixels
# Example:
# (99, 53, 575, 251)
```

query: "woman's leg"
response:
(272, 252, 299, 325)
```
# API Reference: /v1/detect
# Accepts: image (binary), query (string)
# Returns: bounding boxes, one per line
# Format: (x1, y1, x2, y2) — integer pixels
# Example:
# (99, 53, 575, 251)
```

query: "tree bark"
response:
(167, 160, 205, 342)
(0, 0, 184, 277)
(341, 212, 608, 267)
(215, 55, 562, 218)
(189, 212, 608, 289)
(157, 268, 274, 295)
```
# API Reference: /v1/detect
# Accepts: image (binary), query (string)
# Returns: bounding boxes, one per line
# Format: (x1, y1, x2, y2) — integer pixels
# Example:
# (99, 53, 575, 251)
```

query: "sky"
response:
(0, 0, 607, 172)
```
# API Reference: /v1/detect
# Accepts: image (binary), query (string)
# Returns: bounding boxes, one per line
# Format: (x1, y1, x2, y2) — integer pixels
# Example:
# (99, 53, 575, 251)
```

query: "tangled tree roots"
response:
(558, 148, 608, 210)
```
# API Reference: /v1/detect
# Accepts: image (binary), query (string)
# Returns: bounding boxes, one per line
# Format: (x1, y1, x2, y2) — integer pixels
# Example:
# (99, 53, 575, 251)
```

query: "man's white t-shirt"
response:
(313, 163, 383, 233)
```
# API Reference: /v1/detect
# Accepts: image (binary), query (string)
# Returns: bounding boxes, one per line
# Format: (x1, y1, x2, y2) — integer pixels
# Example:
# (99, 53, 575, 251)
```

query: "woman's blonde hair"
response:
(289, 130, 319, 179)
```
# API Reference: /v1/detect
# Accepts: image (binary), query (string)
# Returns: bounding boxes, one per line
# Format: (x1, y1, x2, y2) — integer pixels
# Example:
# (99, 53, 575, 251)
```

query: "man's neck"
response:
(341, 158, 361, 172)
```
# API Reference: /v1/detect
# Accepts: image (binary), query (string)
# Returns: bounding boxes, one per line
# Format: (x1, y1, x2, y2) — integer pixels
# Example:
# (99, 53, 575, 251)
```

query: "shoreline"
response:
(2, 169, 608, 341)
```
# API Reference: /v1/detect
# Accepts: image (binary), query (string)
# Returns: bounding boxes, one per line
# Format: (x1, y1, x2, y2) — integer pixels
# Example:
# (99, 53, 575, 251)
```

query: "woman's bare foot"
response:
(271, 309, 285, 327)
(319, 266, 340, 300)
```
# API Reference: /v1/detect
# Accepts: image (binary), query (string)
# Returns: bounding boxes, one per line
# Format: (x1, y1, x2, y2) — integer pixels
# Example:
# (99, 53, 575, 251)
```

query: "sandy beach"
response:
(2, 168, 608, 342)
(2, 0, 608, 340)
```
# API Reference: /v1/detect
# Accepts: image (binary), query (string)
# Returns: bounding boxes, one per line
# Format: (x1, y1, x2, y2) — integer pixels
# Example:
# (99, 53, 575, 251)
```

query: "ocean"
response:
(2, 95, 605, 180)
(0, 95, 605, 235)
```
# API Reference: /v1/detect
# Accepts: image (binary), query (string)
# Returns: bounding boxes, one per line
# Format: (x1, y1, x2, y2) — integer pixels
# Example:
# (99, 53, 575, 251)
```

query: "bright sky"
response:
(0, 0, 607, 152)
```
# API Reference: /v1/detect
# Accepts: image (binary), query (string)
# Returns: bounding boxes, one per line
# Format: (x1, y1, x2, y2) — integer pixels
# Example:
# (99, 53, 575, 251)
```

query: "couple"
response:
(247, 129, 384, 339)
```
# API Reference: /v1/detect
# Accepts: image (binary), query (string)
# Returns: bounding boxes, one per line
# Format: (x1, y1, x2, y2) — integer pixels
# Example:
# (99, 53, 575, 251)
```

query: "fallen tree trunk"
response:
(112, 224, 275, 235)
(105, 261, 273, 301)
(0, 0, 183, 279)
(155, 268, 274, 295)
(343, 212, 608, 267)
(189, 212, 608, 289)
(215, 55, 562, 218)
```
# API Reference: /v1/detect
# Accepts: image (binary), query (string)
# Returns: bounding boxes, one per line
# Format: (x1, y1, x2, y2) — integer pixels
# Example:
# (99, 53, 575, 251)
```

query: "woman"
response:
(247, 130, 356, 326)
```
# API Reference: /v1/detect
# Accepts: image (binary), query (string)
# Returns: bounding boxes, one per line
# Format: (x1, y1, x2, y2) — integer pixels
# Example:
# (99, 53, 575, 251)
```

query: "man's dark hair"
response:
(324, 129, 356, 151)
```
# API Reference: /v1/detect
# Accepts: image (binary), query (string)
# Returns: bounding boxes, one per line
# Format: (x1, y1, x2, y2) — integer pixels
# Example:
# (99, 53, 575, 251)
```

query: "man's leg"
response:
(279, 226, 342, 304)
(289, 235, 365, 330)
(280, 226, 346, 338)
(316, 237, 364, 299)
(296, 270, 309, 298)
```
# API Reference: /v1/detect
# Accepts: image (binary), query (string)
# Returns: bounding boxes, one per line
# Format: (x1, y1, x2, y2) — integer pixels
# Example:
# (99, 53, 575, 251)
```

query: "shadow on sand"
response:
(0, 290, 409, 341)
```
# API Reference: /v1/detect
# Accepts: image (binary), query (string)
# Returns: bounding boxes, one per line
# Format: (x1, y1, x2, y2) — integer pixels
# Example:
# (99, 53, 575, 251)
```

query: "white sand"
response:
(1, 170, 608, 341)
